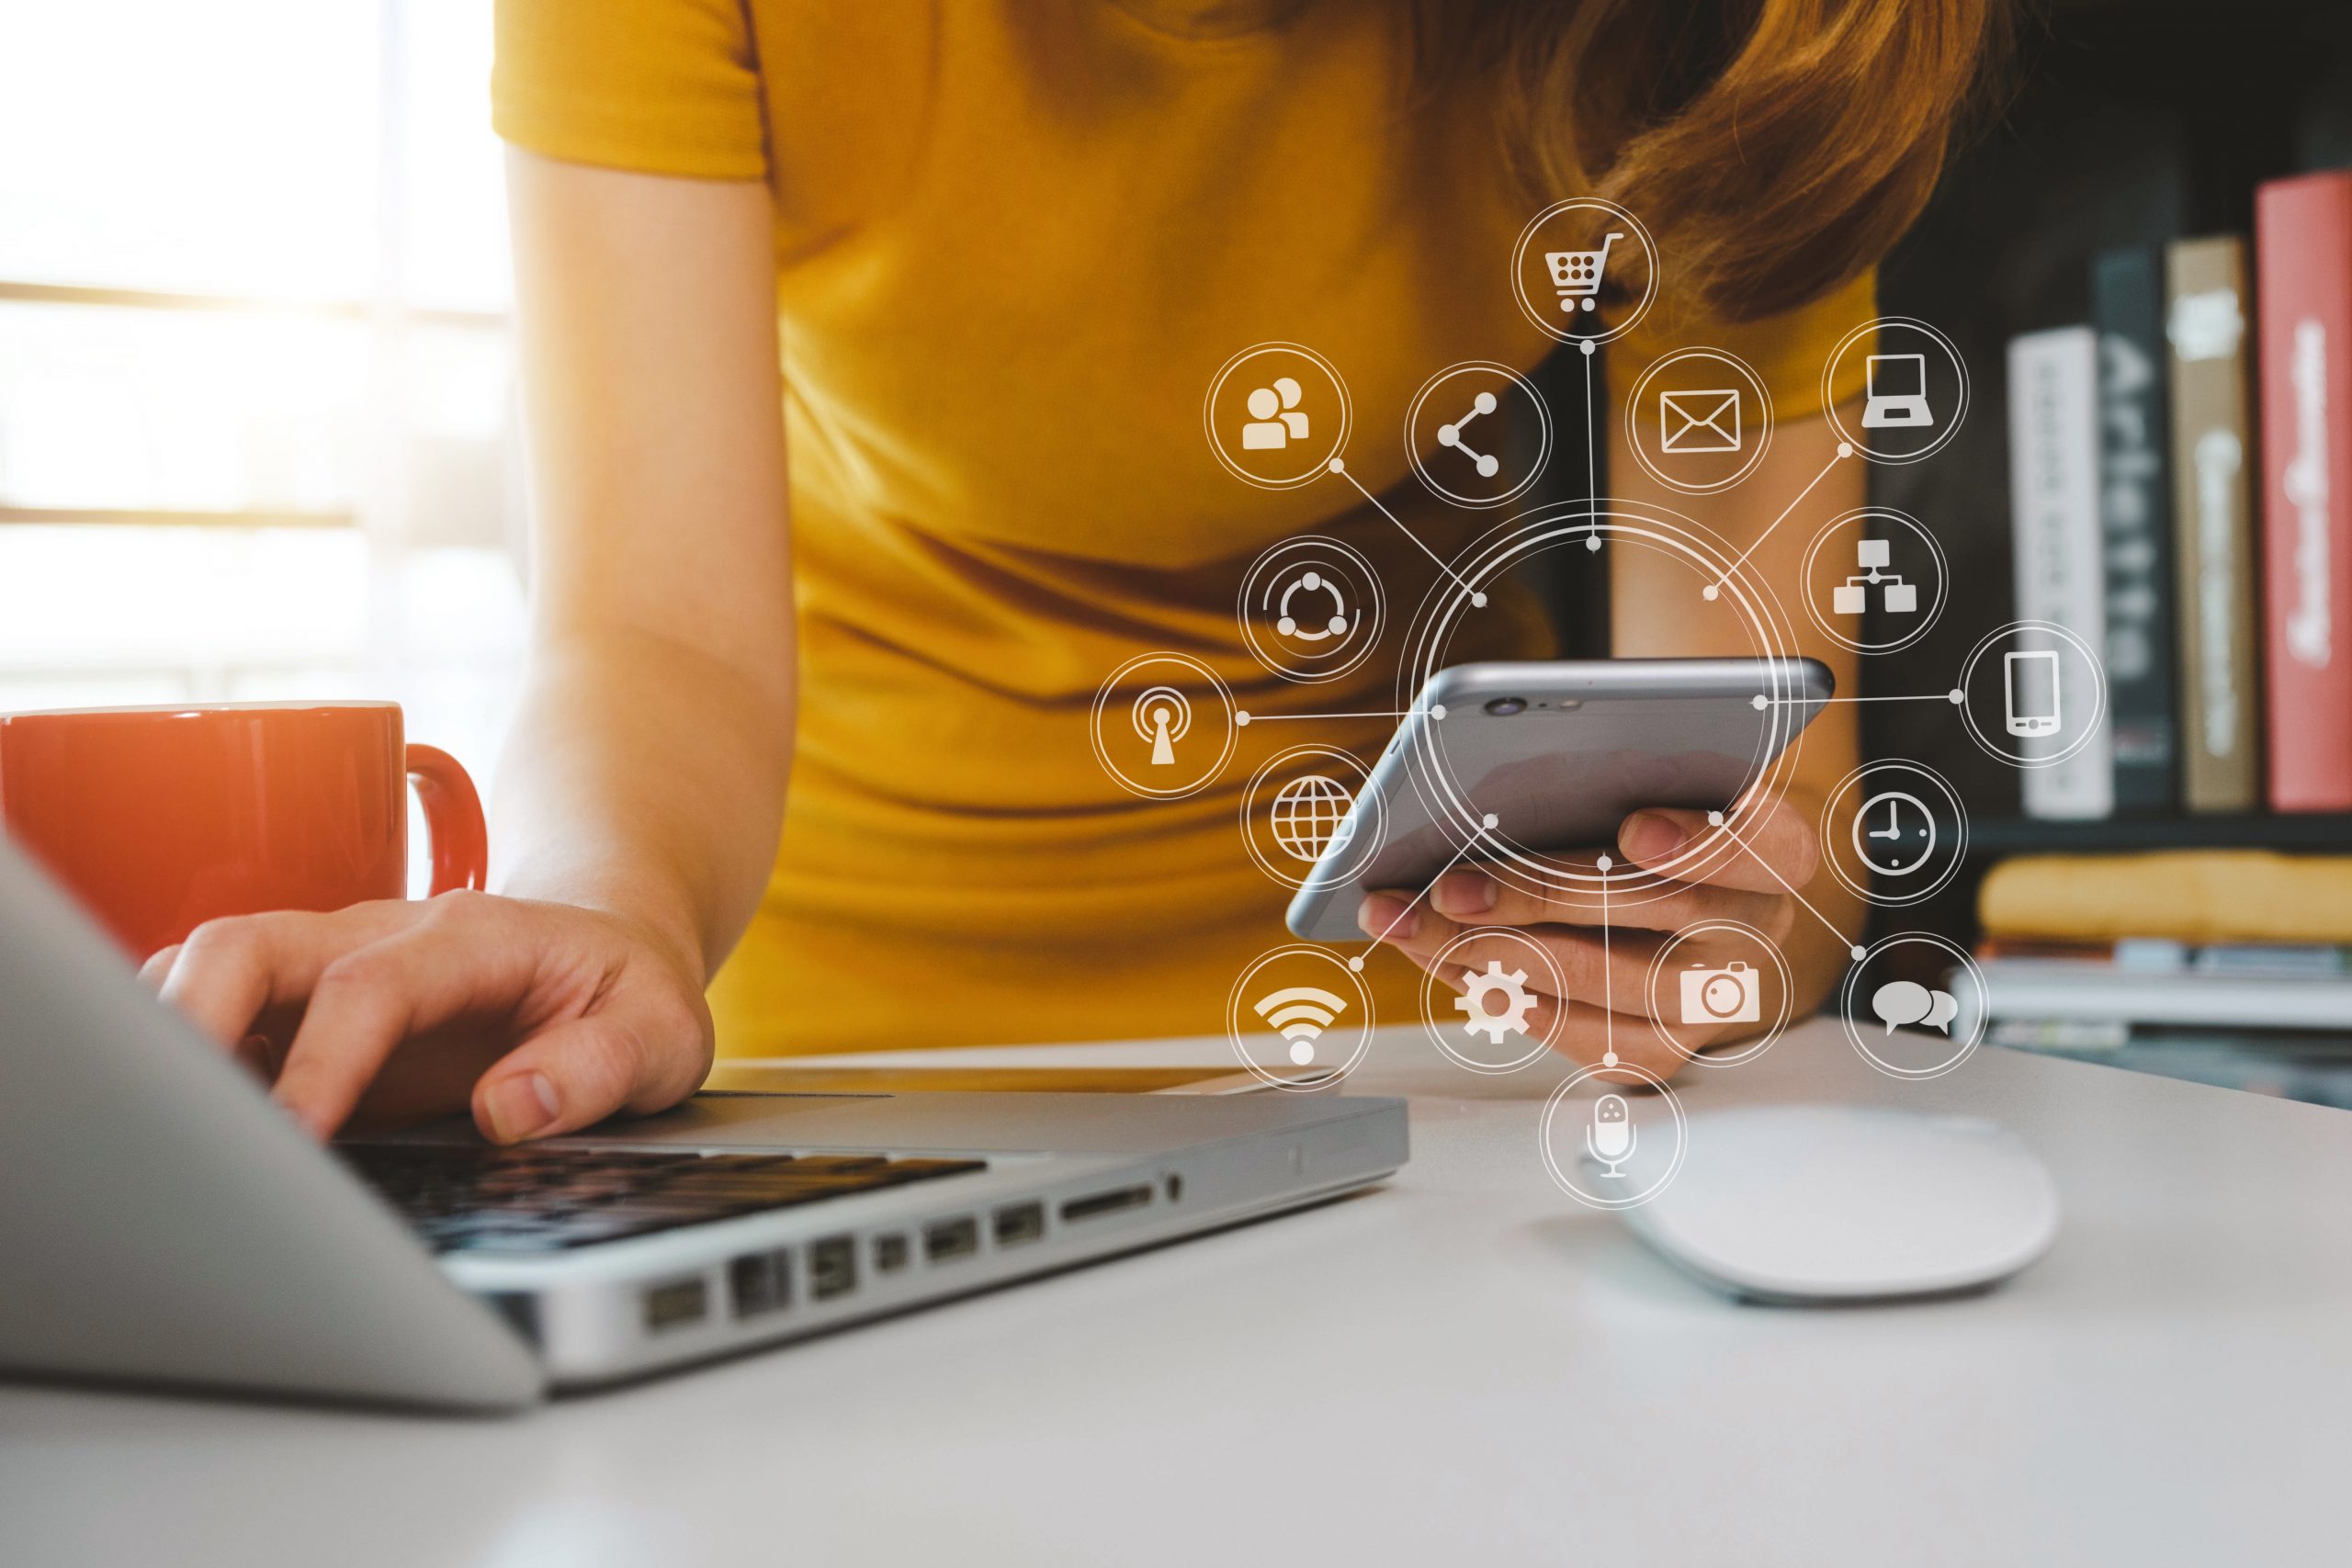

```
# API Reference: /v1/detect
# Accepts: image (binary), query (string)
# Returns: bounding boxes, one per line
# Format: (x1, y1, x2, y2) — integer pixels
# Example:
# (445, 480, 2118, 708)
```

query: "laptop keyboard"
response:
(340, 1145, 989, 1255)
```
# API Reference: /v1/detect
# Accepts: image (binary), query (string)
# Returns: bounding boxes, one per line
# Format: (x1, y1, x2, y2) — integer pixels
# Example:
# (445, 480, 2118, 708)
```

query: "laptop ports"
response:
(873, 1233, 910, 1274)
(924, 1216, 979, 1262)
(1060, 1184, 1152, 1224)
(728, 1248, 792, 1319)
(992, 1201, 1046, 1247)
(642, 1276, 709, 1334)
(810, 1235, 857, 1301)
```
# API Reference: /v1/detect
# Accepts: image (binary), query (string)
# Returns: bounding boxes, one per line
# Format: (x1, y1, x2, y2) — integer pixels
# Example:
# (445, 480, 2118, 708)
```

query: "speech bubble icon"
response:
(1871, 979, 1933, 1033)
(1922, 989, 1959, 1033)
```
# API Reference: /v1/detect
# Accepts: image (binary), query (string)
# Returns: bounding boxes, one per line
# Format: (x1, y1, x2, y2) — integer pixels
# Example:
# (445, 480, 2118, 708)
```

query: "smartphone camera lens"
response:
(1483, 697, 1526, 716)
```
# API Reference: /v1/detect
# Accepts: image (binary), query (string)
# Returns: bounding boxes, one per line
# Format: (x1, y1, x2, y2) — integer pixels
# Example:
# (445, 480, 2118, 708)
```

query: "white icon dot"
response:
(1474, 391, 1498, 415)
(1579, 341, 1597, 357)
(1482, 812, 1499, 829)
(1347, 955, 1364, 972)
(1596, 853, 1614, 872)
(1601, 1050, 1618, 1066)
(1327, 457, 1346, 474)
(1948, 688, 1965, 705)
(1276, 616, 1296, 636)
(1751, 694, 1768, 710)
(1236, 711, 1253, 727)
(1471, 592, 1488, 608)
(1702, 584, 1719, 602)
(1289, 1041, 1316, 1066)
(1430, 704, 1448, 720)
(1707, 810, 1724, 827)
(1438, 423, 1459, 446)
(1849, 944, 1868, 961)
(1585, 533, 1602, 553)
(1837, 441, 1854, 458)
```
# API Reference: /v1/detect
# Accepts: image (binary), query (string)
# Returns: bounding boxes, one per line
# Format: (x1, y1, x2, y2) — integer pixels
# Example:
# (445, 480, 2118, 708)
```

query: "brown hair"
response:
(1420, 0, 2015, 323)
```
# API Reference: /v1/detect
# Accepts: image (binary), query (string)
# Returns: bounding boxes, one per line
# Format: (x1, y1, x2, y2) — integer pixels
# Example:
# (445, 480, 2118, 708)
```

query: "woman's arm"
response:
(497, 151, 794, 981)
(142, 152, 795, 1141)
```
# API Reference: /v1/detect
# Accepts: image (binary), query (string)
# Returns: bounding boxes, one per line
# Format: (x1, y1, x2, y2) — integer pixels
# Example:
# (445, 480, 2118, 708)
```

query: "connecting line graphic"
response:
(1237, 706, 1442, 726)
(1596, 852, 1616, 1066)
(1583, 343, 1599, 525)
(1704, 445, 1854, 596)
(1742, 838, 1870, 964)
(1327, 459, 1487, 607)
(1347, 817, 1495, 974)
(1756, 690, 1966, 708)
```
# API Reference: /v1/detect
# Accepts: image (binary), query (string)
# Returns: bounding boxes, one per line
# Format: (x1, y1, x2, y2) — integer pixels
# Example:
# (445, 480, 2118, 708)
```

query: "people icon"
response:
(1132, 685, 1191, 766)
(1240, 377, 1310, 450)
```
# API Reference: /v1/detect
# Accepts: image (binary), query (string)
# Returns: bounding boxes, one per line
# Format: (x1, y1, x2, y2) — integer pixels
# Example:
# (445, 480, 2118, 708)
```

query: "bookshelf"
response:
(1866, 0, 2352, 963)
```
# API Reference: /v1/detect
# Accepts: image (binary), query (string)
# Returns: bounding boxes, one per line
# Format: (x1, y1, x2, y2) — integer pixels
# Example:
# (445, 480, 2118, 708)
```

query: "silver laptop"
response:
(0, 840, 1407, 1411)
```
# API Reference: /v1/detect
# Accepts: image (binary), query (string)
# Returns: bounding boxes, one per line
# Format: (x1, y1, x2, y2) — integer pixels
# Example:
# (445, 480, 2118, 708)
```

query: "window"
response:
(0, 0, 524, 821)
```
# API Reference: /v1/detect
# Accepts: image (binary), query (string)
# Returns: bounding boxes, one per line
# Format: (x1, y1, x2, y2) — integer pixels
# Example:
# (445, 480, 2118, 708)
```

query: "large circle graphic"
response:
(1204, 343, 1352, 491)
(1226, 944, 1376, 1090)
(1395, 502, 1815, 913)
(1236, 535, 1385, 683)
(1090, 651, 1238, 799)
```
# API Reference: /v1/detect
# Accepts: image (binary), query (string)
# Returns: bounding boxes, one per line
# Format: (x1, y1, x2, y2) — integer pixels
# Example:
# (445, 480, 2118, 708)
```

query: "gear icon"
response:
(1455, 960, 1539, 1045)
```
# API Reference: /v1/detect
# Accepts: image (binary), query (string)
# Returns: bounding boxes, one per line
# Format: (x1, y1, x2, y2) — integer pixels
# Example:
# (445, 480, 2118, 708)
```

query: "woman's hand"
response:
(1358, 792, 1849, 1077)
(141, 891, 714, 1144)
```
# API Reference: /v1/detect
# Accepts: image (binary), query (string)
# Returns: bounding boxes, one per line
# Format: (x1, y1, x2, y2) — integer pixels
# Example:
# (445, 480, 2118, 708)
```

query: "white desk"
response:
(6, 1021, 2352, 1566)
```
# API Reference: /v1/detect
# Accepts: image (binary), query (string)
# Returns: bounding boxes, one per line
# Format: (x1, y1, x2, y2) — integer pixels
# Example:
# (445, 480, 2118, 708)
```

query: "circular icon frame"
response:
(1226, 944, 1376, 1091)
(1819, 316, 1970, 466)
(1239, 744, 1383, 892)
(1818, 758, 1968, 908)
(1622, 347, 1774, 496)
(1089, 651, 1238, 800)
(1538, 1059, 1689, 1212)
(1203, 342, 1353, 491)
(1643, 919, 1794, 1068)
(1402, 361, 1553, 509)
(1236, 535, 1385, 683)
(1419, 926, 1566, 1075)
(1800, 506, 1950, 655)
(1839, 932, 1987, 1080)
(1509, 197, 1660, 347)
(1956, 619, 2110, 772)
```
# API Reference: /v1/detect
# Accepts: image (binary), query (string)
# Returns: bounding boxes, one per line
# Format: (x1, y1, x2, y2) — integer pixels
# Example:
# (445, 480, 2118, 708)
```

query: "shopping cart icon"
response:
(1544, 231, 1623, 313)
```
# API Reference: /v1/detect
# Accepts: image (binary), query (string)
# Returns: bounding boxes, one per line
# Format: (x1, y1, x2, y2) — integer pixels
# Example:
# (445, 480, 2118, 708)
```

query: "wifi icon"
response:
(1255, 986, 1351, 1066)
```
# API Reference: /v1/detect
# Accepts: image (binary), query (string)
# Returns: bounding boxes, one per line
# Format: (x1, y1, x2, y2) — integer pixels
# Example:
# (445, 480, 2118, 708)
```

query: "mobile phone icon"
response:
(2004, 649, 2061, 739)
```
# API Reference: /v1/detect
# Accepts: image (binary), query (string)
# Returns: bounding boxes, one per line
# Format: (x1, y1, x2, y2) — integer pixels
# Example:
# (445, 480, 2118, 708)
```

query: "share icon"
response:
(1437, 391, 1501, 479)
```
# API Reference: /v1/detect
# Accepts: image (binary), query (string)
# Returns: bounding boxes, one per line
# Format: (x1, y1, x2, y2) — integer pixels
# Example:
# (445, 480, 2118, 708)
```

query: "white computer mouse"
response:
(1618, 1104, 2058, 1303)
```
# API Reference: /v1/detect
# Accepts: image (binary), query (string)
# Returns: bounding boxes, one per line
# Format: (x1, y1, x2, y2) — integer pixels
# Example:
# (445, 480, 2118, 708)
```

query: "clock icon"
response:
(1852, 790, 1937, 875)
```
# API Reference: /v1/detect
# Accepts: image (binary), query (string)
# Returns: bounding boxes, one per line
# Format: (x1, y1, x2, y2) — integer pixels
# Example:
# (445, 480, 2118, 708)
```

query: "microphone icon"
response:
(1586, 1093, 1634, 1179)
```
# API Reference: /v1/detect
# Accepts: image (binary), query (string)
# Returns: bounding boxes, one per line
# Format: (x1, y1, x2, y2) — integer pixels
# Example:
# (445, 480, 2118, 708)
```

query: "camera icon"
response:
(1679, 961, 1760, 1025)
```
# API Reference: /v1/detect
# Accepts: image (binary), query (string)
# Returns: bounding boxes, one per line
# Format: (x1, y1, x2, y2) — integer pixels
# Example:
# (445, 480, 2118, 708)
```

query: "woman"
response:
(145, 1, 2004, 1142)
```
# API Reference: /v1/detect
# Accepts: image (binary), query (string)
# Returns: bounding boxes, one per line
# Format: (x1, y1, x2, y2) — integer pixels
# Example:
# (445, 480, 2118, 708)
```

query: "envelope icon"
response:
(1658, 389, 1743, 453)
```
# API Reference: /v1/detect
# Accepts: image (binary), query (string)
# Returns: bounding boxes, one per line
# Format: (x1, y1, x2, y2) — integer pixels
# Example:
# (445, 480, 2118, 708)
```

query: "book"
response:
(2165, 236, 2264, 813)
(2092, 248, 2178, 814)
(2006, 326, 2113, 818)
(1977, 849, 2352, 944)
(2256, 169, 2352, 812)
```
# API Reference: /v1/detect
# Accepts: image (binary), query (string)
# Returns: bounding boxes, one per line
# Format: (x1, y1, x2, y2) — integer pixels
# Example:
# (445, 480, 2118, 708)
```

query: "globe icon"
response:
(1269, 774, 1353, 862)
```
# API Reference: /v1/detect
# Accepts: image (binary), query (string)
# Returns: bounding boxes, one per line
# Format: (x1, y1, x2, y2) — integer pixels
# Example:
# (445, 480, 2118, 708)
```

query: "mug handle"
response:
(404, 744, 490, 896)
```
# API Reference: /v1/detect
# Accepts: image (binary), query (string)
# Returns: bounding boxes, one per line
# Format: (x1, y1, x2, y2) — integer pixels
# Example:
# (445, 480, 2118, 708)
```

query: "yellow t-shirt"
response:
(492, 0, 1874, 1055)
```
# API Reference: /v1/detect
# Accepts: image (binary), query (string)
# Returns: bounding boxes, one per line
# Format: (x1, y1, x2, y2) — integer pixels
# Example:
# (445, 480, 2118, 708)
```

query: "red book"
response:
(2257, 170, 2352, 811)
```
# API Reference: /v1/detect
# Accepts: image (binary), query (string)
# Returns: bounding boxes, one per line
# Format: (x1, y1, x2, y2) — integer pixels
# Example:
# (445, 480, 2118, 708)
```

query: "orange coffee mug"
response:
(0, 701, 487, 962)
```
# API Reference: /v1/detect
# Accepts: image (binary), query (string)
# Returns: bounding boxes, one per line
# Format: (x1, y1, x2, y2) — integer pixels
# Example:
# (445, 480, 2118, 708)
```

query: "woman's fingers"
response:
(1382, 903, 1662, 1010)
(472, 1001, 712, 1144)
(266, 903, 537, 1137)
(1617, 797, 1818, 895)
(1404, 863, 1791, 939)
(154, 903, 416, 1053)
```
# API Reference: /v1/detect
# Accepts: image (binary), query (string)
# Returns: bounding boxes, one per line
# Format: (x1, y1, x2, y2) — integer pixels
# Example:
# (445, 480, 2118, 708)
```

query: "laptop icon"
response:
(1861, 353, 1934, 428)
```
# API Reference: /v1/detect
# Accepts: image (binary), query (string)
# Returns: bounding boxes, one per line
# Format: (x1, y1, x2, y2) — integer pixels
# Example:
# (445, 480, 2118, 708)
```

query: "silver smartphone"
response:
(1283, 657, 1833, 942)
